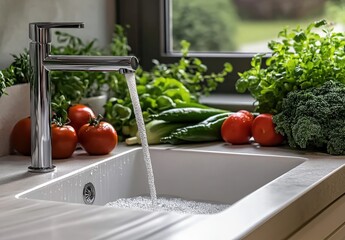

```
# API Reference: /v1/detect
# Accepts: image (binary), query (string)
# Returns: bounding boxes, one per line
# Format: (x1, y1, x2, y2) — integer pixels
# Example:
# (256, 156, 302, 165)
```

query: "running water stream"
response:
(125, 73, 157, 208)
(109, 73, 229, 214)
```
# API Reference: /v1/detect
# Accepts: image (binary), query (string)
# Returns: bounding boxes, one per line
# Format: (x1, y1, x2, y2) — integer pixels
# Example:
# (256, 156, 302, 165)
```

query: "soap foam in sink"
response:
(105, 196, 229, 215)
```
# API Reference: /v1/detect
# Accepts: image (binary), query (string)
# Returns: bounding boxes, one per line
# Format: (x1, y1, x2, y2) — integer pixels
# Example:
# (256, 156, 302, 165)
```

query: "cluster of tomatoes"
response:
(221, 110, 284, 146)
(10, 104, 118, 159)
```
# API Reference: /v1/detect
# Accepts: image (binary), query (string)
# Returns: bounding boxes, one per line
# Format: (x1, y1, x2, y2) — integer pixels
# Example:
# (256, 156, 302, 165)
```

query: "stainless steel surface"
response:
(29, 22, 84, 43)
(28, 165, 56, 173)
(44, 55, 139, 72)
(83, 182, 96, 205)
(28, 22, 138, 173)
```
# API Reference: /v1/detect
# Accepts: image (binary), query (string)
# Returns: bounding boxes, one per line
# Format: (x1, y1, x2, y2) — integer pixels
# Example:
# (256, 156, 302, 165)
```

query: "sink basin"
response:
(18, 147, 305, 212)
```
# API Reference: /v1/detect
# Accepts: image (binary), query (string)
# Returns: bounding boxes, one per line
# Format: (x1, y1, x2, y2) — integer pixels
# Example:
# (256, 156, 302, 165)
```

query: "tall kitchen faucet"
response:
(28, 22, 138, 173)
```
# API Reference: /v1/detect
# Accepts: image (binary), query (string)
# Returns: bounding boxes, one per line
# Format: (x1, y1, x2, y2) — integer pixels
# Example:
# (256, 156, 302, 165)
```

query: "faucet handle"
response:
(29, 22, 84, 43)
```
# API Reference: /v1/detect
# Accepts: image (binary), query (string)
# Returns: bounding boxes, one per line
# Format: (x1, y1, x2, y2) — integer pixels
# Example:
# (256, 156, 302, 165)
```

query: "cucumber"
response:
(151, 107, 228, 123)
(161, 112, 232, 144)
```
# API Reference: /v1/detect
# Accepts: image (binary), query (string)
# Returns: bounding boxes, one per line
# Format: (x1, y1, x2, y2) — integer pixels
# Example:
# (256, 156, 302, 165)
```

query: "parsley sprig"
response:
(236, 19, 345, 114)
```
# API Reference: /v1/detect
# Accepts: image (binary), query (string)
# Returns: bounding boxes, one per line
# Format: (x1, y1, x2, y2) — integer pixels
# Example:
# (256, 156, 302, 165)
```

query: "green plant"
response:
(104, 41, 232, 140)
(0, 51, 31, 97)
(172, 0, 238, 51)
(104, 76, 196, 139)
(50, 25, 132, 103)
(51, 95, 71, 125)
(151, 40, 233, 100)
(0, 71, 12, 97)
(325, 0, 345, 24)
(273, 80, 345, 155)
(236, 19, 345, 114)
(50, 31, 106, 103)
(110, 25, 131, 56)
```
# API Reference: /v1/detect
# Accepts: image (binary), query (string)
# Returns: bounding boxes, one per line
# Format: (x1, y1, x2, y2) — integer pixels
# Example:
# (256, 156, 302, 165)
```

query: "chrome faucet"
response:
(28, 22, 138, 173)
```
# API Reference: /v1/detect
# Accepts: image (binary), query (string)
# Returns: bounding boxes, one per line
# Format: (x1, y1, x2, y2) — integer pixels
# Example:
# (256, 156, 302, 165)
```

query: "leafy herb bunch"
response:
(104, 40, 232, 140)
(236, 19, 345, 114)
(0, 51, 31, 97)
(50, 25, 132, 105)
(50, 31, 106, 103)
(151, 40, 233, 101)
(0, 72, 11, 97)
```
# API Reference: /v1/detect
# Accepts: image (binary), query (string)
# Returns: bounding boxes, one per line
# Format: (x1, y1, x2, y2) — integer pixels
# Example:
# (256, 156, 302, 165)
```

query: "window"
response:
(168, 0, 333, 53)
(116, 0, 345, 94)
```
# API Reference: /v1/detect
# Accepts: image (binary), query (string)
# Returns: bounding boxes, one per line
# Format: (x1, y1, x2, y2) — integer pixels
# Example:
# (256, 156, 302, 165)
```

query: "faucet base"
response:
(28, 165, 56, 173)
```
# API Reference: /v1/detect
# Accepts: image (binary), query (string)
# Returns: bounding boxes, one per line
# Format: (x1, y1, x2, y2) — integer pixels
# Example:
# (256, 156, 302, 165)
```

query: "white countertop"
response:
(1, 143, 345, 240)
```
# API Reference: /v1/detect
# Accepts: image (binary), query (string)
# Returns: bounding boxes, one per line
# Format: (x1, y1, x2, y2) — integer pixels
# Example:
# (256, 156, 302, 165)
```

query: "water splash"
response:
(106, 196, 229, 215)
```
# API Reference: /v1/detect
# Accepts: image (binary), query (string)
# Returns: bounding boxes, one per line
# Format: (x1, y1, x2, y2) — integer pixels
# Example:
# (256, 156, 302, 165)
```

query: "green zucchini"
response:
(151, 107, 228, 123)
(161, 112, 232, 144)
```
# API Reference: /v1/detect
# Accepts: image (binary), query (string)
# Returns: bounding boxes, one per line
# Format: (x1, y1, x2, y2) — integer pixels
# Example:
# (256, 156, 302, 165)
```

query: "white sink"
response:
(18, 148, 305, 212)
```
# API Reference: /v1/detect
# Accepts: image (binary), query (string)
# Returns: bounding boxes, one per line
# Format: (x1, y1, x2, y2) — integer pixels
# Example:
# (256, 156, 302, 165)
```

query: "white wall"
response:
(0, 0, 115, 68)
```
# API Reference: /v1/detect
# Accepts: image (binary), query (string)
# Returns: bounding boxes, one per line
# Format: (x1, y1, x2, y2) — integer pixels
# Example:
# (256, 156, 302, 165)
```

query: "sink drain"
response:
(83, 182, 96, 205)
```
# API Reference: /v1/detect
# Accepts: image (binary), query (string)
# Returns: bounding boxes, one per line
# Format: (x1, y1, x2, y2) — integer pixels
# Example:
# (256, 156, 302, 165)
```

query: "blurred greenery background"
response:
(171, 0, 345, 52)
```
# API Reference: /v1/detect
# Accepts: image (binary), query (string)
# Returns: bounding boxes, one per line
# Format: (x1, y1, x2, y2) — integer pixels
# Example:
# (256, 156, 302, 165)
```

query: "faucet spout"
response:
(28, 22, 138, 173)
(44, 55, 138, 72)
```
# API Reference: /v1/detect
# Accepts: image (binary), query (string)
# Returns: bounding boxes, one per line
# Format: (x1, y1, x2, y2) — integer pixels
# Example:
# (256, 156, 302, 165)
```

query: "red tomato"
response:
(78, 120, 118, 155)
(252, 114, 284, 146)
(10, 117, 31, 156)
(68, 104, 95, 133)
(237, 110, 254, 132)
(221, 112, 252, 144)
(238, 110, 254, 122)
(51, 124, 78, 159)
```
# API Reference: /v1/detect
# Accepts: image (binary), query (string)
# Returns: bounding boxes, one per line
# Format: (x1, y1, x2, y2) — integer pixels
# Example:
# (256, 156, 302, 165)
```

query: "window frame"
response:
(116, 0, 255, 94)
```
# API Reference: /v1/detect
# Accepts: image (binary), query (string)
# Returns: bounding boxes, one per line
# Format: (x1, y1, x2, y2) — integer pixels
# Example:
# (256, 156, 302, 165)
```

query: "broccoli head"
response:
(273, 80, 345, 155)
